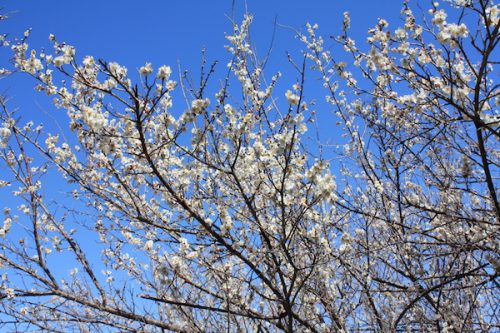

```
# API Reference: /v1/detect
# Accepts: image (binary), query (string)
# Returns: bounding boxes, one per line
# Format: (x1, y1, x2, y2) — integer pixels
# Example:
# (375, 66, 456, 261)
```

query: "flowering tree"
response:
(0, 0, 498, 332)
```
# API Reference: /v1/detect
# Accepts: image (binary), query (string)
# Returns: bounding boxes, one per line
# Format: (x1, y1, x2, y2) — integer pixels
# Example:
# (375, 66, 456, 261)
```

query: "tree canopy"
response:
(0, 1, 498, 332)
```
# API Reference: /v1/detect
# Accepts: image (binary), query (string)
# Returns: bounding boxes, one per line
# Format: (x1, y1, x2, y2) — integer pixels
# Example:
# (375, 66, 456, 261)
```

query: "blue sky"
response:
(1, 0, 407, 110)
(1, 0, 409, 157)
(0, 0, 410, 280)
(0, 0, 479, 321)
(4, 0, 402, 71)
(0, 0, 426, 248)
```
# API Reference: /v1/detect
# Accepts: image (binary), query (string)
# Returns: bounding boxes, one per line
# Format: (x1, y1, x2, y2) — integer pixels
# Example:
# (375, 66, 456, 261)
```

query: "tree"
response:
(0, 0, 498, 332)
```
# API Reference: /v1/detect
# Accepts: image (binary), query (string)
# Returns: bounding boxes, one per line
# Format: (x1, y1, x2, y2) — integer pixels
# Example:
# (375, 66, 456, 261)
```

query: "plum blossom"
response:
(485, 5, 499, 26)
(139, 62, 153, 76)
(143, 240, 154, 251)
(81, 105, 108, 131)
(0, 4, 497, 332)
(156, 65, 172, 80)
(343, 11, 350, 31)
(432, 9, 447, 26)
(437, 23, 469, 44)
(0, 127, 11, 148)
(285, 90, 300, 105)
(191, 98, 210, 113)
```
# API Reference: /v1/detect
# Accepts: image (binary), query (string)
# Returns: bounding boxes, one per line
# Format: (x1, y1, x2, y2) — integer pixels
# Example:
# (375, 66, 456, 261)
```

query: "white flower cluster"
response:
(156, 65, 172, 80)
(12, 44, 43, 74)
(285, 90, 300, 105)
(485, 5, 499, 26)
(342, 11, 350, 31)
(0, 126, 11, 148)
(0, 217, 11, 237)
(55, 47, 74, 67)
(190, 98, 210, 113)
(139, 62, 153, 76)
(81, 105, 108, 131)
(108, 62, 128, 78)
(431, 8, 469, 46)
(432, 9, 447, 26)
(437, 23, 468, 44)
(1, 8, 496, 331)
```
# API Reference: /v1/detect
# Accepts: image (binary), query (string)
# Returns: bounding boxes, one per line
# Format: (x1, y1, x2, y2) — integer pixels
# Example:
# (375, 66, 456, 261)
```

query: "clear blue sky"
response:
(0, 0, 465, 310)
(0, 0, 432, 229)
(4, 0, 403, 71)
(1, 0, 409, 155)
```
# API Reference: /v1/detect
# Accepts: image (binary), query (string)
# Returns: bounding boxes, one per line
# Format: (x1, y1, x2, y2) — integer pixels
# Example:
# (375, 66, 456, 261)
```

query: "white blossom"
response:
(156, 65, 172, 80)
(285, 90, 300, 105)
(139, 62, 153, 76)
